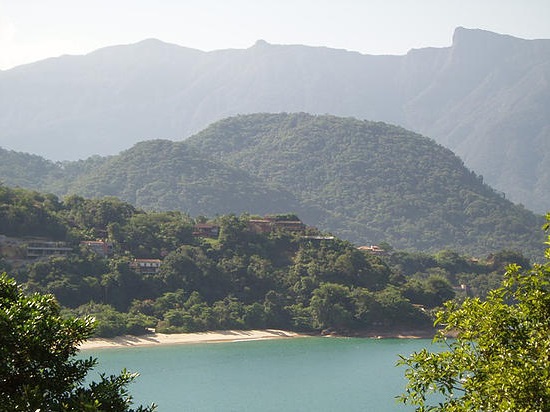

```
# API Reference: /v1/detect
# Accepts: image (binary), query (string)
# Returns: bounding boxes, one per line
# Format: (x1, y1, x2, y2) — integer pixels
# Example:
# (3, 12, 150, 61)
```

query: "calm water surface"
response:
(83, 337, 435, 411)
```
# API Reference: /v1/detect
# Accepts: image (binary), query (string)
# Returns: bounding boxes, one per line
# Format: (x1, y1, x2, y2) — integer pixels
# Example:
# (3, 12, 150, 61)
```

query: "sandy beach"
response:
(80, 329, 307, 350)
(79, 327, 438, 350)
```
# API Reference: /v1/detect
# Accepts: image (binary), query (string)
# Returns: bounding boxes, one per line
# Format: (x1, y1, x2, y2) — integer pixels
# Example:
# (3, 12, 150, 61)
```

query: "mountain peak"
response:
(126, 38, 188, 50)
(451, 27, 523, 48)
(252, 39, 271, 48)
(136, 38, 166, 45)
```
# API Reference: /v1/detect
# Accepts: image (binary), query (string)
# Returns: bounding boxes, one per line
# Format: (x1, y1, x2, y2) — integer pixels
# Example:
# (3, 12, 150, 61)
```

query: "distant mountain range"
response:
(0, 27, 548, 213)
(0, 113, 543, 257)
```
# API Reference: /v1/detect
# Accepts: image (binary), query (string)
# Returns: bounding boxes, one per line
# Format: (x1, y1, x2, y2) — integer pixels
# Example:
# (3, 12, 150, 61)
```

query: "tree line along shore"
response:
(0, 185, 532, 339)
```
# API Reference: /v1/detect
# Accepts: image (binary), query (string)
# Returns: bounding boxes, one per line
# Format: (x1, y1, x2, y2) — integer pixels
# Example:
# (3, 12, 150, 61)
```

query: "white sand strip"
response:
(80, 329, 307, 350)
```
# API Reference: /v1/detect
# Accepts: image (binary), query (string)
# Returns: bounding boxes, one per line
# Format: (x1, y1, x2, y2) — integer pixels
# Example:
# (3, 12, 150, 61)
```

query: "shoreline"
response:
(347, 328, 437, 339)
(79, 329, 309, 350)
(79, 328, 436, 350)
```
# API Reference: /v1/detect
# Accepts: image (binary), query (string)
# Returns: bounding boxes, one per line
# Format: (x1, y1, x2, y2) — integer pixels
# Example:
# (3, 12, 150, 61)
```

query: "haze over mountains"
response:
(0, 27, 548, 213)
(0, 113, 542, 257)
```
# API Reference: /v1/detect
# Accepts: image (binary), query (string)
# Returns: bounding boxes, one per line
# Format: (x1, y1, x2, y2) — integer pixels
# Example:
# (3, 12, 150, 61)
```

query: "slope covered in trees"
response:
(1, 186, 535, 338)
(0, 147, 62, 190)
(0, 28, 548, 212)
(187, 113, 543, 256)
(0, 114, 543, 256)
(61, 139, 302, 218)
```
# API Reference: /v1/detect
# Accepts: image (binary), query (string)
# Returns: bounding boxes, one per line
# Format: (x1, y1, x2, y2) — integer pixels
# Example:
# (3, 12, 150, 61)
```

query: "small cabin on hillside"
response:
(130, 258, 162, 274)
(81, 240, 114, 257)
(193, 224, 220, 238)
(357, 245, 386, 255)
(247, 215, 306, 234)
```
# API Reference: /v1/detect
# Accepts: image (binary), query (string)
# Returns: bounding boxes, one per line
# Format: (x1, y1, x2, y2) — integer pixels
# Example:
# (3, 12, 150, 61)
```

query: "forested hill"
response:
(61, 140, 304, 218)
(185, 114, 543, 255)
(0, 113, 543, 257)
(0, 185, 539, 338)
(0, 28, 548, 212)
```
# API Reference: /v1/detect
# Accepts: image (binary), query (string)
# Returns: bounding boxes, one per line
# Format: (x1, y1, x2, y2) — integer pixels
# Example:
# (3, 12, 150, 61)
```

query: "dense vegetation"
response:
(399, 214, 550, 411)
(188, 113, 543, 256)
(0, 114, 544, 257)
(0, 273, 156, 411)
(65, 140, 301, 218)
(0, 185, 534, 338)
(1, 28, 548, 213)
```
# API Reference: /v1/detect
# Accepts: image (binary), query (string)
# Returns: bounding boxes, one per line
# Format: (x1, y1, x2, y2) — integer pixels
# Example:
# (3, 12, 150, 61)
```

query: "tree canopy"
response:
(0, 113, 544, 256)
(0, 185, 539, 338)
(398, 213, 550, 411)
(0, 273, 156, 411)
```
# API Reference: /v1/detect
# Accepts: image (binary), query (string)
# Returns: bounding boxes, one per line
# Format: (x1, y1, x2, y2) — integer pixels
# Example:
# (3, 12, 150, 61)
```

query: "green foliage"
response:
(398, 214, 550, 411)
(69, 303, 156, 338)
(0, 273, 155, 411)
(0, 147, 64, 190)
(1, 186, 539, 337)
(372, 286, 430, 328)
(310, 283, 355, 330)
(0, 185, 67, 238)
(1, 113, 544, 256)
(187, 113, 543, 257)
(20, 253, 108, 308)
(402, 273, 455, 308)
(62, 139, 300, 218)
(63, 195, 137, 240)
(113, 211, 193, 258)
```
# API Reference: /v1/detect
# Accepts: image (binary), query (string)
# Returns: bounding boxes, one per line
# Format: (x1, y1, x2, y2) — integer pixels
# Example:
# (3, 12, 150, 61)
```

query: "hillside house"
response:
(193, 224, 220, 238)
(0, 236, 73, 261)
(130, 258, 162, 274)
(273, 220, 306, 232)
(26, 240, 73, 258)
(81, 240, 114, 257)
(301, 235, 335, 241)
(248, 216, 306, 234)
(247, 219, 273, 234)
(357, 245, 386, 255)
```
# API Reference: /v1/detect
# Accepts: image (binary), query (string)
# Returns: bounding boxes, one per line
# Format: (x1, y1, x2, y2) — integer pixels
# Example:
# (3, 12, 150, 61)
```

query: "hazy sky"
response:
(1, 0, 549, 70)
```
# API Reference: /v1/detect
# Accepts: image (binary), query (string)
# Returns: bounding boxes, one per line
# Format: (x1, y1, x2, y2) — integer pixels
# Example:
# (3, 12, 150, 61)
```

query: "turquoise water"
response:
(83, 337, 434, 411)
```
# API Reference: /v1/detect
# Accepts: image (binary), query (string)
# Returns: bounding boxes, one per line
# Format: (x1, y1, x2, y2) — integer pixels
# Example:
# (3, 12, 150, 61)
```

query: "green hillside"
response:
(0, 114, 544, 257)
(187, 113, 543, 255)
(1, 185, 541, 337)
(0, 147, 61, 189)
(1, 28, 548, 213)
(61, 139, 304, 218)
